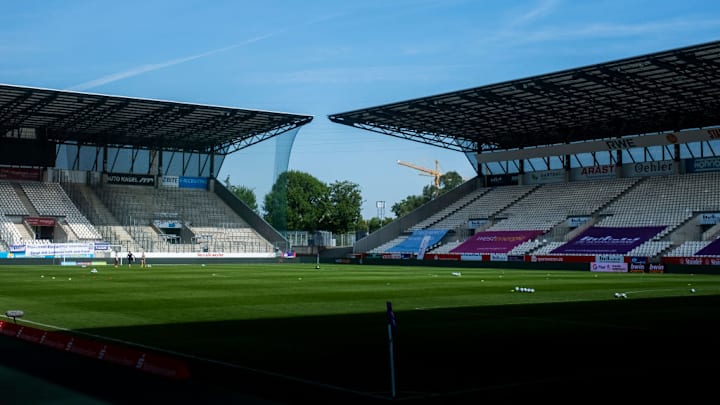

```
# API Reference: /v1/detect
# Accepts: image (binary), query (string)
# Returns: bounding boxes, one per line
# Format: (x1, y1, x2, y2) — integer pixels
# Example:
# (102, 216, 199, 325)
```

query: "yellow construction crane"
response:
(397, 159, 442, 197)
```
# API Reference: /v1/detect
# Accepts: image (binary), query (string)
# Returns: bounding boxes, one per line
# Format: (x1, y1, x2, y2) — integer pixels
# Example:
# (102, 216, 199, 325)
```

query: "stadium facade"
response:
(1, 40, 720, 272)
(330, 40, 720, 272)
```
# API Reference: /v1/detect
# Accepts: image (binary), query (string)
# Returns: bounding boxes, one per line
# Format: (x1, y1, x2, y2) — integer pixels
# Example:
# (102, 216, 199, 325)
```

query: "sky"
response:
(1, 0, 719, 219)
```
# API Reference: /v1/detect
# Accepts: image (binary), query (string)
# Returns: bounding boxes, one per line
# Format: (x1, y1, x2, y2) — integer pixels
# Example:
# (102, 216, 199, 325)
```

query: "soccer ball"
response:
(690, 288, 696, 293)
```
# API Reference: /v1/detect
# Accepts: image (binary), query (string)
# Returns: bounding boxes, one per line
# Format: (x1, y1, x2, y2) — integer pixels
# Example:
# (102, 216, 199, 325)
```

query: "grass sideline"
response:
(2, 262, 720, 403)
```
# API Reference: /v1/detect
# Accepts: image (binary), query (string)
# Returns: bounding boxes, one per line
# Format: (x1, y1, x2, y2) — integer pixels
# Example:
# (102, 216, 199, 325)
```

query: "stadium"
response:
(2, 40, 720, 403)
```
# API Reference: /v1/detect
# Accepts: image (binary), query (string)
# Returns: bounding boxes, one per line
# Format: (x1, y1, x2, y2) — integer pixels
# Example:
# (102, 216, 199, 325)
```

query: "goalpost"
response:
(108, 245, 125, 266)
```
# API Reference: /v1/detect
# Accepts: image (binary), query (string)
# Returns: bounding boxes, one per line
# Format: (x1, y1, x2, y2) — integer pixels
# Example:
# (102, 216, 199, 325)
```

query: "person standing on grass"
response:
(114, 251, 119, 268)
(141, 251, 147, 268)
(127, 251, 134, 267)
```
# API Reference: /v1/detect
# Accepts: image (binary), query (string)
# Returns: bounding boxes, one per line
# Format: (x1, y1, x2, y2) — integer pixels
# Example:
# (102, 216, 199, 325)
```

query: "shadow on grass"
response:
(3, 295, 720, 404)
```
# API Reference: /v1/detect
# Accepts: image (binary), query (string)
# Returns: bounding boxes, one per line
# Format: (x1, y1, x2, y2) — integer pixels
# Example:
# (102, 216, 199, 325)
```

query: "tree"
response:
(366, 216, 394, 233)
(223, 175, 258, 212)
(391, 194, 429, 218)
(327, 180, 363, 233)
(263, 171, 329, 232)
(440, 171, 464, 191)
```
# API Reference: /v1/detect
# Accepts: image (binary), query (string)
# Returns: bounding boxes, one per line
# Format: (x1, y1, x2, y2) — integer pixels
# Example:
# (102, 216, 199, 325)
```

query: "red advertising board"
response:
(528, 255, 595, 263)
(25, 217, 56, 227)
(662, 257, 720, 266)
(0, 167, 42, 181)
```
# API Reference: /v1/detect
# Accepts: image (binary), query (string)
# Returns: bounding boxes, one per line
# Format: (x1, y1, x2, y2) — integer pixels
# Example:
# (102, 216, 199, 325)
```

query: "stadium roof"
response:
(0, 84, 313, 154)
(328, 40, 720, 154)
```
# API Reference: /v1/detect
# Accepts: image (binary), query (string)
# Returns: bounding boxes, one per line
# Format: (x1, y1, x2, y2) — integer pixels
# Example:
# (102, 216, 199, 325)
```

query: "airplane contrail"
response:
(66, 32, 278, 92)
(65, 11, 347, 92)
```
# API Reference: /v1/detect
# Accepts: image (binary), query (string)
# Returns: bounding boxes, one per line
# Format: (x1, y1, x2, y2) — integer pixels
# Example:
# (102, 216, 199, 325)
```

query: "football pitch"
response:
(2, 262, 720, 404)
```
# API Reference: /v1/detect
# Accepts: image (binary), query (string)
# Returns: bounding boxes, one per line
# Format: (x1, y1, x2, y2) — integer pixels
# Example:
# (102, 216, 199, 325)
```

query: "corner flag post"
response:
(386, 301, 397, 399)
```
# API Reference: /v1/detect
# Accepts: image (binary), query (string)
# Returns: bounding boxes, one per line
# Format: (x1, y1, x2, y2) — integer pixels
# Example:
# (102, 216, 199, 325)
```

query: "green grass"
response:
(3, 262, 720, 403)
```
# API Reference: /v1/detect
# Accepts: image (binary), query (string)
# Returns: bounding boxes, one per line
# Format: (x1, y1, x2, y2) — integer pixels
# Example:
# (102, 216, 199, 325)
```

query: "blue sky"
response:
(2, 0, 719, 219)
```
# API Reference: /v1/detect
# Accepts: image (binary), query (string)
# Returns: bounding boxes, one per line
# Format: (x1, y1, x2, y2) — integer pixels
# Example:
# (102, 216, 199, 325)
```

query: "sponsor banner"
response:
(681, 257, 706, 265)
(630, 256, 648, 264)
(665, 257, 720, 266)
(490, 253, 508, 261)
(0, 167, 42, 181)
(485, 174, 519, 186)
(629, 263, 646, 272)
(153, 220, 182, 229)
(467, 218, 488, 229)
(417, 234, 432, 260)
(107, 173, 155, 186)
(590, 262, 628, 272)
(138, 352, 191, 379)
(551, 226, 664, 254)
(696, 239, 720, 256)
(531, 255, 563, 263)
(25, 243, 95, 258)
(10, 322, 190, 380)
(699, 213, 720, 225)
(460, 253, 484, 261)
(685, 156, 720, 174)
(102, 345, 144, 367)
(572, 164, 617, 181)
(0, 321, 22, 337)
(9, 245, 26, 253)
(648, 263, 666, 272)
(452, 230, 543, 254)
(68, 337, 105, 358)
(423, 254, 461, 261)
(94, 242, 110, 251)
(595, 254, 624, 263)
(529, 255, 595, 263)
(179, 176, 208, 189)
(161, 175, 179, 188)
(567, 216, 590, 228)
(24, 217, 56, 227)
(476, 128, 718, 163)
(623, 160, 675, 178)
(17, 326, 47, 344)
(524, 169, 565, 185)
(507, 255, 525, 262)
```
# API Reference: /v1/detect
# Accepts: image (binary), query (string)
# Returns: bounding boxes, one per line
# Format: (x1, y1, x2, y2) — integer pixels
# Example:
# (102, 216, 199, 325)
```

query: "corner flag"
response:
(386, 301, 397, 331)
(386, 301, 397, 398)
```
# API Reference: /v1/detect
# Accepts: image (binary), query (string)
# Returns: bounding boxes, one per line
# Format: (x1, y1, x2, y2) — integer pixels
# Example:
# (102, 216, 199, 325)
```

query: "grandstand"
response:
(331, 40, 720, 269)
(0, 84, 313, 259)
(2, 41, 720, 270)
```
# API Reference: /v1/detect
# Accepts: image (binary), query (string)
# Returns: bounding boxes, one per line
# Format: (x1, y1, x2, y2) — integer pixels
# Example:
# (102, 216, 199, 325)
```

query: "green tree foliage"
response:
(391, 194, 428, 218)
(327, 180, 363, 233)
(366, 216, 394, 233)
(440, 171, 464, 191)
(224, 175, 258, 212)
(263, 171, 329, 232)
(263, 172, 364, 233)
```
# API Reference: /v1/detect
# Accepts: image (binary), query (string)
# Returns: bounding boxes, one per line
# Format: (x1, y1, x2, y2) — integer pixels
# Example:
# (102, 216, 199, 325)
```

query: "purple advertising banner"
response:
(551, 226, 665, 254)
(696, 239, 720, 256)
(451, 230, 543, 254)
